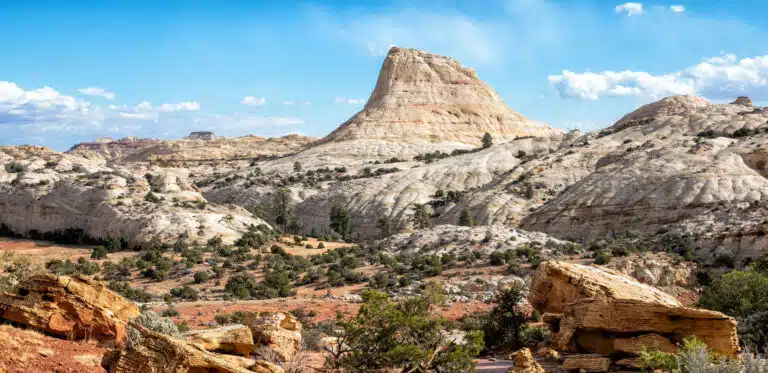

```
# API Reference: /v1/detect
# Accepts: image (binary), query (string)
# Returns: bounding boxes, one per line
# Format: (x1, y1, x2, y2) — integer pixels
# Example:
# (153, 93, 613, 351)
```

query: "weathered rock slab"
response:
(243, 312, 302, 362)
(530, 261, 739, 357)
(185, 324, 254, 356)
(0, 274, 140, 347)
(561, 354, 610, 372)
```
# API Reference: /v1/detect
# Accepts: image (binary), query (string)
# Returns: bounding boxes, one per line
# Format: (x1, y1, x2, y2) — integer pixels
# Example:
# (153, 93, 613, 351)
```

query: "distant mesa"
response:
(185, 131, 218, 141)
(730, 96, 753, 106)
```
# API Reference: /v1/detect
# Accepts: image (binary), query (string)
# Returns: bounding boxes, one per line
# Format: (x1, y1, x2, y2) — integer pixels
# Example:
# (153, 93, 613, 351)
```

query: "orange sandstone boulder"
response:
(530, 261, 739, 357)
(0, 274, 139, 347)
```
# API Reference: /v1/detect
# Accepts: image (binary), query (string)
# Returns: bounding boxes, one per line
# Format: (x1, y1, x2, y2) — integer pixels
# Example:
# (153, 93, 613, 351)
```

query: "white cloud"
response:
(283, 100, 295, 106)
(335, 97, 365, 104)
(157, 101, 200, 112)
(241, 96, 266, 106)
(615, 2, 644, 16)
(549, 54, 768, 101)
(0, 81, 103, 125)
(670, 5, 685, 13)
(77, 87, 116, 100)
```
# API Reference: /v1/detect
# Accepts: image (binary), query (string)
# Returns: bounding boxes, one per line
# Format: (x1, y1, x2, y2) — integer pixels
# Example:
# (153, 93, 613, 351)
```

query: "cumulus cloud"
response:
(241, 96, 266, 106)
(670, 5, 685, 13)
(615, 2, 644, 16)
(77, 87, 116, 100)
(0, 81, 103, 125)
(549, 54, 768, 100)
(283, 100, 295, 106)
(335, 97, 365, 104)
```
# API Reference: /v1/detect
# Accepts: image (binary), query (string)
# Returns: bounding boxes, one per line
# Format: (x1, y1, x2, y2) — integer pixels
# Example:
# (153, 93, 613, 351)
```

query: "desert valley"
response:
(1, 46, 768, 373)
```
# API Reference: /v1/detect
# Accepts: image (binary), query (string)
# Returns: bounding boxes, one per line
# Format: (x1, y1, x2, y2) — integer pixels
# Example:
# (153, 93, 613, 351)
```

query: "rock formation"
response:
(516, 95, 768, 259)
(104, 322, 283, 373)
(0, 274, 140, 347)
(69, 134, 315, 164)
(530, 261, 739, 365)
(243, 312, 302, 362)
(185, 324, 255, 356)
(507, 348, 544, 373)
(0, 145, 270, 248)
(322, 47, 560, 150)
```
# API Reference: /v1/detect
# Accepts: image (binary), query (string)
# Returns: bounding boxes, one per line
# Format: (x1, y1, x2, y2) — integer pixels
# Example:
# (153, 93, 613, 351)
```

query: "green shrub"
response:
(91, 246, 108, 259)
(323, 290, 483, 372)
(109, 281, 153, 302)
(144, 192, 161, 203)
(699, 270, 768, 319)
(127, 310, 183, 348)
(169, 285, 199, 301)
(594, 250, 611, 265)
(193, 270, 210, 284)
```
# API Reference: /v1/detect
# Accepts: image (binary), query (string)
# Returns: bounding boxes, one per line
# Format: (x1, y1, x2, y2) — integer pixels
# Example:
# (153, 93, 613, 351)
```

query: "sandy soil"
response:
(0, 325, 106, 373)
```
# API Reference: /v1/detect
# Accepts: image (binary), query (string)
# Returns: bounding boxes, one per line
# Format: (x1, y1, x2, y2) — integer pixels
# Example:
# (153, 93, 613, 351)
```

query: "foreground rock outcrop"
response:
(243, 312, 302, 362)
(185, 324, 255, 356)
(0, 274, 140, 347)
(507, 348, 544, 373)
(530, 261, 738, 369)
(104, 322, 283, 373)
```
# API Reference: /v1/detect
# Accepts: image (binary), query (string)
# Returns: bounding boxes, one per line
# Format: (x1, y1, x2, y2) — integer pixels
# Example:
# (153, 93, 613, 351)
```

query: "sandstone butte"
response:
(529, 261, 739, 358)
(322, 46, 560, 148)
(0, 274, 140, 347)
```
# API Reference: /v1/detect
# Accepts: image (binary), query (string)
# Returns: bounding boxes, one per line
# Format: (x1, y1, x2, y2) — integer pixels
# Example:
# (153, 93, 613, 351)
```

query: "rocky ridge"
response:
(0, 146, 269, 248)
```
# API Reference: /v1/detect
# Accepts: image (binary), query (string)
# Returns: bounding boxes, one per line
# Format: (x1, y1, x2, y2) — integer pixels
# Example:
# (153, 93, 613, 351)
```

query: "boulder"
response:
(560, 355, 610, 372)
(613, 333, 676, 355)
(185, 324, 254, 356)
(0, 274, 140, 346)
(243, 312, 302, 362)
(507, 348, 545, 373)
(530, 261, 739, 356)
(105, 321, 283, 373)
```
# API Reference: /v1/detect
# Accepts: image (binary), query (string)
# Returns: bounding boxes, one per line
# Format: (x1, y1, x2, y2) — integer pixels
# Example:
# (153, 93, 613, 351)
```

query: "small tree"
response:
(271, 188, 294, 232)
(481, 132, 493, 149)
(413, 204, 431, 230)
(376, 216, 392, 238)
(324, 290, 483, 372)
(91, 246, 108, 260)
(458, 209, 474, 227)
(193, 270, 210, 284)
(293, 161, 302, 173)
(329, 202, 351, 239)
(484, 287, 528, 350)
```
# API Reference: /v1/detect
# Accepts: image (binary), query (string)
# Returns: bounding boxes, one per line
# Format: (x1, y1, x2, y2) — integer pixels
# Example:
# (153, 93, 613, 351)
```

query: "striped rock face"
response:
(320, 46, 561, 157)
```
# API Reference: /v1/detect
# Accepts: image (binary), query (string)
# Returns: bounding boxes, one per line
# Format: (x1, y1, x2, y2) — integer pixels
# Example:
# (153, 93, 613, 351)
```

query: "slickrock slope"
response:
(520, 96, 768, 258)
(378, 224, 569, 256)
(0, 146, 269, 248)
(205, 135, 562, 237)
(531, 261, 739, 360)
(0, 274, 140, 347)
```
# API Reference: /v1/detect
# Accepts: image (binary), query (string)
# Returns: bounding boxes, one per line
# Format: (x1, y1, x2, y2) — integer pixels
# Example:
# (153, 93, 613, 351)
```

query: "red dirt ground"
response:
(0, 325, 106, 373)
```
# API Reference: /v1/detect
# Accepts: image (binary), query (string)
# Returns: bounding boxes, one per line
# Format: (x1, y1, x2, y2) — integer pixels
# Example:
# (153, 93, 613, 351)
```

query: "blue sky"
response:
(2, 0, 767, 150)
